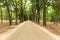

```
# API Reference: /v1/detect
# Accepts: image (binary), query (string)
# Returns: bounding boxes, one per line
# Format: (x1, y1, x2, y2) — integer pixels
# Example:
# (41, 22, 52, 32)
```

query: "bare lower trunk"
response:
(5, 0, 12, 25)
(0, 8, 3, 23)
(36, 0, 40, 24)
(43, 0, 46, 26)
(15, 0, 18, 25)
(20, 0, 24, 23)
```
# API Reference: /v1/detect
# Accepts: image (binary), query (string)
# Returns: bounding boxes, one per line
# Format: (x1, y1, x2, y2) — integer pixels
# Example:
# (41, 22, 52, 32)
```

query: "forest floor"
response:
(0, 21, 60, 36)
(0, 22, 17, 33)
(40, 22, 60, 36)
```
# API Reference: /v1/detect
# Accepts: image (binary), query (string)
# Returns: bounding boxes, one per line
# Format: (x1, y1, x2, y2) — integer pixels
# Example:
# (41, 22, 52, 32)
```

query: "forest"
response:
(0, 0, 60, 36)
(0, 0, 60, 26)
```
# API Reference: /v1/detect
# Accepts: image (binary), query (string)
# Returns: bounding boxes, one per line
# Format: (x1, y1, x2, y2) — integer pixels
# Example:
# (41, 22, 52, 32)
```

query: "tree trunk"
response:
(20, 0, 24, 23)
(15, 0, 18, 25)
(0, 7, 3, 23)
(5, 0, 12, 25)
(36, 0, 40, 24)
(32, 8, 35, 22)
(43, 0, 46, 26)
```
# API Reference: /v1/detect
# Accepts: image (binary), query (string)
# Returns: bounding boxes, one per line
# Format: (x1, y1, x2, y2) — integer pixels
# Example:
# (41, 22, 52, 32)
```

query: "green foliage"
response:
(0, 0, 60, 24)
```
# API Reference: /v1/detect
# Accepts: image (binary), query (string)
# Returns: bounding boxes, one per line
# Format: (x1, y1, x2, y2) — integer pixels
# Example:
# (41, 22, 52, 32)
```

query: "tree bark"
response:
(0, 7, 3, 23)
(15, 0, 18, 25)
(36, 0, 40, 24)
(20, 0, 24, 23)
(43, 0, 46, 26)
(5, 0, 12, 25)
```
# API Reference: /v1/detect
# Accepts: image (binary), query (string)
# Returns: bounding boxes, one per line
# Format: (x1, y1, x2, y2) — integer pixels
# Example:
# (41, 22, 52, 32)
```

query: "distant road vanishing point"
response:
(0, 21, 60, 40)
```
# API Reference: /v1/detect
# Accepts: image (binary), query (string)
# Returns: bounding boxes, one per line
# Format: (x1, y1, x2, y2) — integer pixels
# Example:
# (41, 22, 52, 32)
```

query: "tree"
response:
(36, 0, 40, 24)
(5, 0, 12, 25)
(0, 7, 3, 23)
(30, 0, 38, 23)
(43, 0, 46, 26)
(20, 0, 24, 22)
(15, 0, 18, 25)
